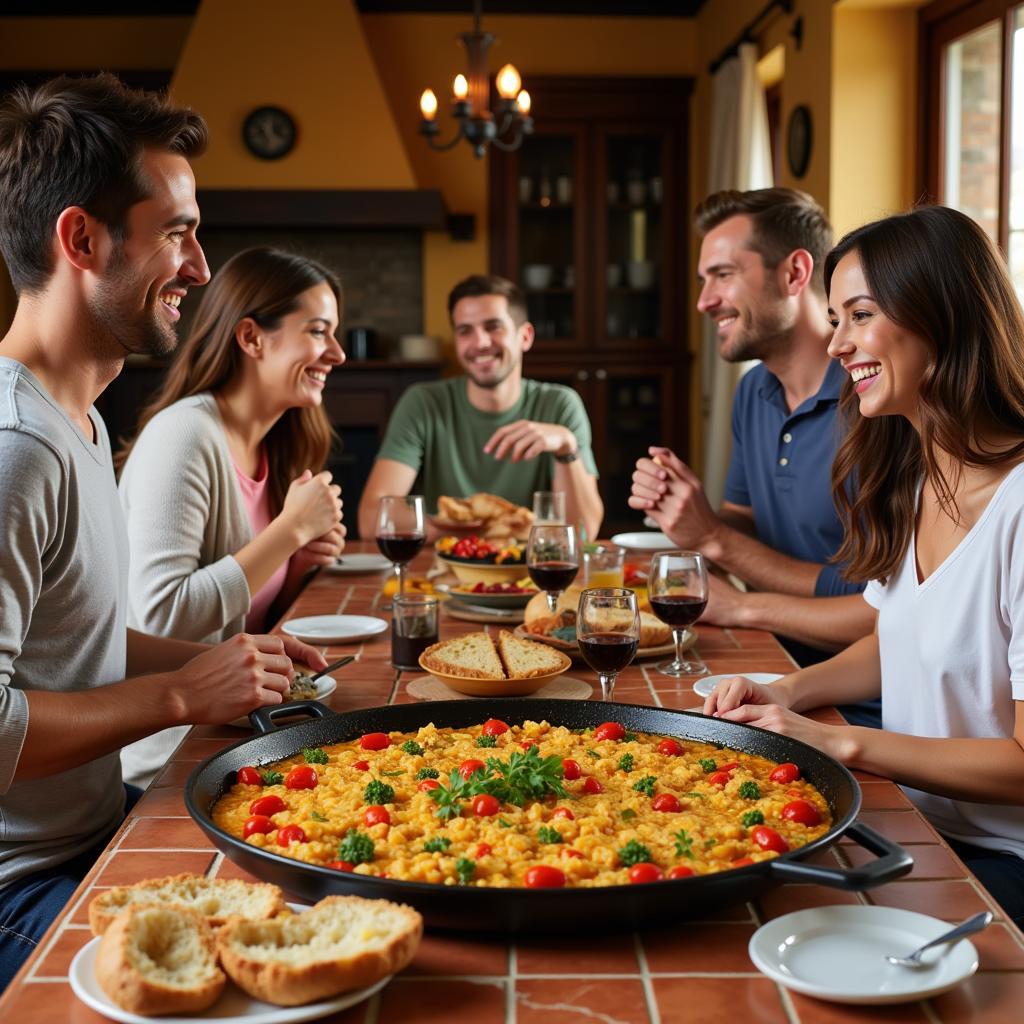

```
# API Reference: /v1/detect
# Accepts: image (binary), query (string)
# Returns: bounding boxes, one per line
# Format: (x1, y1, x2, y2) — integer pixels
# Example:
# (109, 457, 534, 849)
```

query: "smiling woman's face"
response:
(826, 252, 932, 426)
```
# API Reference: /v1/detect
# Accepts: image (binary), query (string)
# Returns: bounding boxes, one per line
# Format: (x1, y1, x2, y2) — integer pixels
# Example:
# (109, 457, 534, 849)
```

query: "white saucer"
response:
(749, 905, 980, 1005)
(228, 676, 338, 728)
(610, 531, 673, 551)
(281, 615, 388, 644)
(692, 671, 783, 699)
(324, 553, 393, 574)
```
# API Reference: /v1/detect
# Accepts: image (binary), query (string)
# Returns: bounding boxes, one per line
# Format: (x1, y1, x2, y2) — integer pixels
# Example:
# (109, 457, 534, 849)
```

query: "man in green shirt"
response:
(358, 275, 603, 540)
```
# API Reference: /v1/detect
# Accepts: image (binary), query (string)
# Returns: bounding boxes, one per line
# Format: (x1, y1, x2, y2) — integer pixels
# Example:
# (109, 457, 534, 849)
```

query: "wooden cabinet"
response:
(489, 77, 693, 534)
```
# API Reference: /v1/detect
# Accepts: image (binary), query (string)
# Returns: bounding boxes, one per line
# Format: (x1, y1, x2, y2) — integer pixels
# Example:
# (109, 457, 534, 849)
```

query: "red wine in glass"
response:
(376, 532, 425, 565)
(579, 632, 639, 675)
(649, 550, 709, 677)
(376, 495, 426, 603)
(527, 560, 579, 593)
(649, 594, 707, 628)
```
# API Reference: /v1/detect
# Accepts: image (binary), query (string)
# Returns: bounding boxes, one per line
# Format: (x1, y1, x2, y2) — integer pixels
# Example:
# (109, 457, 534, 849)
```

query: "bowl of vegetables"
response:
(435, 535, 526, 586)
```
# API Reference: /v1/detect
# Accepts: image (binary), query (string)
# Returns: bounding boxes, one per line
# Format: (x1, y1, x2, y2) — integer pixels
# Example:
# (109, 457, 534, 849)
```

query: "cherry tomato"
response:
(732, 856, 755, 868)
(482, 718, 509, 736)
(750, 826, 790, 854)
(364, 805, 391, 827)
(459, 759, 486, 781)
(550, 806, 575, 820)
(562, 848, 583, 859)
(359, 732, 390, 751)
(561, 759, 581, 781)
(717, 762, 740, 774)
(248, 795, 286, 817)
(326, 860, 354, 871)
(583, 777, 604, 794)
(237, 766, 263, 786)
(628, 863, 664, 884)
(242, 815, 274, 838)
(472, 793, 500, 817)
(667, 865, 695, 879)
(353, 760, 370, 772)
(520, 740, 537, 750)
(770, 762, 801, 784)
(285, 765, 318, 790)
(707, 771, 732, 787)
(781, 799, 822, 827)
(418, 779, 440, 792)
(474, 843, 492, 858)
(524, 865, 566, 888)
(276, 824, 307, 846)
(657, 738, 684, 757)
(593, 722, 626, 742)
(651, 793, 681, 813)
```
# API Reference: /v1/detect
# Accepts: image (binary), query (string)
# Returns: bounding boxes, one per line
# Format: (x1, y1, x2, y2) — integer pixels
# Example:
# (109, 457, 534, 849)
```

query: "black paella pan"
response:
(185, 700, 912, 934)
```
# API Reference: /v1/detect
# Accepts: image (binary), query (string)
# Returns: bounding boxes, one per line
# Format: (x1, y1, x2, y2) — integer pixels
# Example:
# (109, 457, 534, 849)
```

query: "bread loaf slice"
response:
(496, 630, 568, 678)
(89, 874, 286, 936)
(420, 632, 505, 679)
(94, 904, 225, 1016)
(217, 895, 422, 1006)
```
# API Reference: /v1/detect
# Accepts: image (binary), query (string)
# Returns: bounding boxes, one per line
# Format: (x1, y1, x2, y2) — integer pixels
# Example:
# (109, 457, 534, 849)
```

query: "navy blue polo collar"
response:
(757, 357, 844, 416)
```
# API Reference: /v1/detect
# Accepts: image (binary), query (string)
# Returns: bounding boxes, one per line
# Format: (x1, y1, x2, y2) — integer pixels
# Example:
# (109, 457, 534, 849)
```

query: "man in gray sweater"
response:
(0, 74, 326, 990)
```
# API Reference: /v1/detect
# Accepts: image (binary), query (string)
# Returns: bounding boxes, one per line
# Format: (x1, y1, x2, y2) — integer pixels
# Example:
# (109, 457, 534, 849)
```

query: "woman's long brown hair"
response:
(116, 247, 341, 514)
(825, 206, 1024, 583)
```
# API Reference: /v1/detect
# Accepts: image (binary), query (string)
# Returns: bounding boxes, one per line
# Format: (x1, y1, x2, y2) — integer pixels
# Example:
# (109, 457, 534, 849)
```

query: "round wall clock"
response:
(242, 105, 297, 160)
(786, 105, 813, 179)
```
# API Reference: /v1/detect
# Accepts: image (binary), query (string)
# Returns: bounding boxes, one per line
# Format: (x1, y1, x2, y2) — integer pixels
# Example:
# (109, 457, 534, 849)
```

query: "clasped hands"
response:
(483, 420, 577, 463)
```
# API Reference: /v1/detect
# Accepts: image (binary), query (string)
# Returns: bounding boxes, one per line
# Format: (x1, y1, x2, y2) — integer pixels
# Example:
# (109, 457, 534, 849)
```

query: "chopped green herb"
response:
(337, 828, 374, 865)
(259, 769, 283, 786)
(617, 753, 635, 773)
(310, 810, 328, 823)
(380, 770, 404, 778)
(483, 746, 568, 806)
(415, 767, 440, 781)
(632, 775, 657, 797)
(498, 817, 513, 828)
(586, 749, 601, 759)
(704, 838, 717, 850)
(428, 767, 485, 821)
(623, 732, 638, 743)
(475, 735, 498, 748)
(401, 740, 425, 756)
(303, 747, 329, 765)
(741, 810, 765, 828)
(621, 809, 638, 821)
(569, 727, 587, 734)
(363, 780, 395, 805)
(423, 836, 451, 853)
(699, 758, 717, 773)
(455, 857, 475, 884)
(739, 781, 761, 800)
(683, 791, 706, 799)
(537, 825, 563, 844)
(618, 839, 654, 866)
(673, 829, 694, 859)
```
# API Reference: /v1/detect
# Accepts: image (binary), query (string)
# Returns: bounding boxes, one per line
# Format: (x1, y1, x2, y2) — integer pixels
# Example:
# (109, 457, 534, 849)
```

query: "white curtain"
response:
(701, 42, 773, 507)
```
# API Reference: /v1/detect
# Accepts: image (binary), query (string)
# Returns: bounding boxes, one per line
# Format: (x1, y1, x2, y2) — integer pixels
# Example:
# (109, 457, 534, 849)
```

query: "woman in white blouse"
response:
(117, 248, 346, 787)
(704, 206, 1024, 926)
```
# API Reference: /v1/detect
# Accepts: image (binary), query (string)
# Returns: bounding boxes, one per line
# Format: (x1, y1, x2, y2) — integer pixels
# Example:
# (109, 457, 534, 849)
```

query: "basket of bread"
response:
(73, 874, 421, 1016)
(432, 492, 533, 539)
(418, 629, 571, 696)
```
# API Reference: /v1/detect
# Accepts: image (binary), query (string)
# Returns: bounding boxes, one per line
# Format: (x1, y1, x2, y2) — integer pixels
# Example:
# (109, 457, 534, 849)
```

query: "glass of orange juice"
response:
(583, 545, 625, 588)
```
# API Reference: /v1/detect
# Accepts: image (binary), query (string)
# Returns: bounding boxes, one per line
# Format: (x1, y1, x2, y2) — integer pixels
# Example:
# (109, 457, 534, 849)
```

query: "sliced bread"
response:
(420, 632, 505, 679)
(217, 895, 423, 1006)
(89, 874, 286, 936)
(94, 904, 225, 1016)
(496, 630, 568, 678)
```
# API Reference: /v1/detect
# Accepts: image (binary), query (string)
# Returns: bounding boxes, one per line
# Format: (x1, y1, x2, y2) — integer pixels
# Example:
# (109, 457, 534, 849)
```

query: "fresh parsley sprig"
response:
(303, 748, 329, 765)
(363, 779, 395, 805)
(337, 828, 374, 865)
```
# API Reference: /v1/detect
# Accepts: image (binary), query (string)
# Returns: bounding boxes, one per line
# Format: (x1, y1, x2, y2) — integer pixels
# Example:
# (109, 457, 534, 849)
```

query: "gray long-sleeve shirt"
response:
(0, 358, 128, 889)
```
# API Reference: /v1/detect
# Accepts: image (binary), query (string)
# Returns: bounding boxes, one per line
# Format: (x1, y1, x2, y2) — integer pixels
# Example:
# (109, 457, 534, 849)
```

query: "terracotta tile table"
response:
(4, 545, 1023, 1023)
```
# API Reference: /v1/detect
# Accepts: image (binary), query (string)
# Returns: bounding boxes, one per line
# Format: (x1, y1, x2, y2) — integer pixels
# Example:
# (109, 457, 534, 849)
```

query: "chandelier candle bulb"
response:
(497, 64, 522, 99)
(419, 89, 438, 121)
(516, 90, 531, 115)
(453, 74, 469, 100)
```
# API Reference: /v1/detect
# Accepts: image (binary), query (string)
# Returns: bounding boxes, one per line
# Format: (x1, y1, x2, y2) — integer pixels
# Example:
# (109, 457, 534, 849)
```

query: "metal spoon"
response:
(884, 911, 992, 968)
(307, 654, 356, 683)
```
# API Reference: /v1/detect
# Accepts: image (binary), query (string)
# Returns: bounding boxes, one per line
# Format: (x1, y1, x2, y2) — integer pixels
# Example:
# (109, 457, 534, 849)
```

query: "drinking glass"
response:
(582, 545, 625, 588)
(532, 490, 566, 525)
(648, 550, 709, 676)
(375, 495, 426, 599)
(577, 587, 640, 701)
(391, 593, 439, 671)
(526, 524, 579, 614)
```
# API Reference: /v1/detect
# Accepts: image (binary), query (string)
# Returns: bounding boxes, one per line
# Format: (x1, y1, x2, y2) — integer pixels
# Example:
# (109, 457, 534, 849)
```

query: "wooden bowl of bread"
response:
(418, 629, 571, 696)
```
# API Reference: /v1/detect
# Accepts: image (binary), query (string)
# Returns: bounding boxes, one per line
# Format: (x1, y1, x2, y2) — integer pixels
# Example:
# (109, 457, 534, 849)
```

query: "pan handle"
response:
(768, 821, 913, 890)
(249, 700, 333, 735)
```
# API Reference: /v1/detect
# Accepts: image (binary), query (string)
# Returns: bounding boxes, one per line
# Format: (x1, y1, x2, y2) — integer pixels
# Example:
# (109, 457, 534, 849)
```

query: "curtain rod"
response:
(708, 0, 793, 76)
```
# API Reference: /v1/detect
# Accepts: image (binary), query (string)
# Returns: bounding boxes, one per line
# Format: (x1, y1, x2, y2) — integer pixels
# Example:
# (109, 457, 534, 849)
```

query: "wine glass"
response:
(577, 587, 640, 701)
(526, 524, 579, 614)
(375, 495, 426, 600)
(648, 550, 709, 676)
(532, 490, 566, 525)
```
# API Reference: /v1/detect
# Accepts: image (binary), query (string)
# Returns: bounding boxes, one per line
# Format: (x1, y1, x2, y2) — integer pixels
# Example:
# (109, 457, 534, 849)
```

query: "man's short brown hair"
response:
(694, 187, 832, 294)
(0, 72, 208, 294)
(447, 274, 528, 327)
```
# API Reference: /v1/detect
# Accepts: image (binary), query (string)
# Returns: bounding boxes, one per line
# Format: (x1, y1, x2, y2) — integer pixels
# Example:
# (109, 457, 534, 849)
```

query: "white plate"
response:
(692, 672, 783, 699)
(748, 905, 980, 1005)
(228, 676, 338, 729)
(324, 553, 393, 575)
(610, 531, 674, 551)
(281, 615, 388, 644)
(69, 904, 391, 1024)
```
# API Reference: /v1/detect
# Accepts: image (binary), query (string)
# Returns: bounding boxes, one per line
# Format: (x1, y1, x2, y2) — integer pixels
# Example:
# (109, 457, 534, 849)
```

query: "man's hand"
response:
(698, 573, 749, 628)
(292, 523, 347, 572)
(280, 635, 328, 674)
(628, 446, 721, 552)
(483, 420, 577, 463)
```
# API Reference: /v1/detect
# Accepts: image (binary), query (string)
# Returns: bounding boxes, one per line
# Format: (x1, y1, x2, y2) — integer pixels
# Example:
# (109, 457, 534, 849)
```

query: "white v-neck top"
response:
(864, 462, 1024, 858)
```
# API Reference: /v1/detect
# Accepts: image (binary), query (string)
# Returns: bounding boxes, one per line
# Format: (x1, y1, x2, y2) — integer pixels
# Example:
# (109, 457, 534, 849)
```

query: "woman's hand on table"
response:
(293, 523, 347, 571)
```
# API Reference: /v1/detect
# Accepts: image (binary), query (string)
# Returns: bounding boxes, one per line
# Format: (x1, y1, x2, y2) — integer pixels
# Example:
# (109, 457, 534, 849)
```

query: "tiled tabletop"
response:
(4, 544, 1023, 1023)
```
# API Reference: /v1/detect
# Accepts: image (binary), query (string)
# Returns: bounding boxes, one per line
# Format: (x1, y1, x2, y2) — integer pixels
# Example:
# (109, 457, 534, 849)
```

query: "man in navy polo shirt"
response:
(629, 188, 879, 727)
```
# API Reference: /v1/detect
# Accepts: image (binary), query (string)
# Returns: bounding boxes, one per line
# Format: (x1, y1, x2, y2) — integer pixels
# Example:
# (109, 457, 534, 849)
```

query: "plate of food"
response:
(228, 673, 338, 729)
(435, 535, 528, 586)
(447, 579, 538, 609)
(69, 875, 420, 1024)
(434, 493, 532, 539)
(418, 629, 571, 696)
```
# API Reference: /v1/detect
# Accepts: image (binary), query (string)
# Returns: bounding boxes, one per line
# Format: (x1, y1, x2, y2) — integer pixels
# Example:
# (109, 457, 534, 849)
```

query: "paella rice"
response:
(213, 719, 831, 888)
